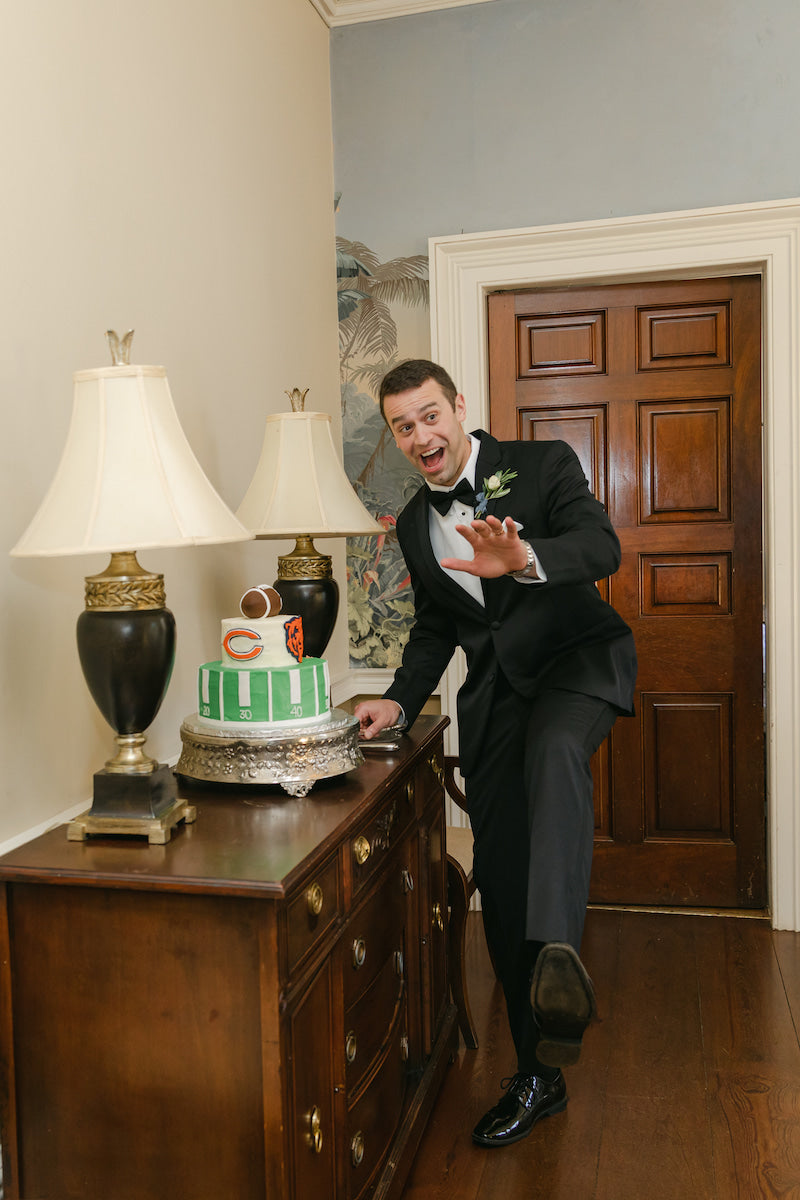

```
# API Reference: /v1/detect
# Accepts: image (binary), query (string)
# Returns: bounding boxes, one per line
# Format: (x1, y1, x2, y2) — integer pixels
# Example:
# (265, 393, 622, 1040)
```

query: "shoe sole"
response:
(471, 1095, 568, 1147)
(531, 943, 596, 1068)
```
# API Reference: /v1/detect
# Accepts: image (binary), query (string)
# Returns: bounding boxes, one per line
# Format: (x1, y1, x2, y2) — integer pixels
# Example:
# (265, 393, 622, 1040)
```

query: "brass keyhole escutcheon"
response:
(351, 1130, 365, 1167)
(353, 937, 367, 968)
(307, 1105, 323, 1154)
(427, 754, 443, 783)
(345, 1030, 358, 1063)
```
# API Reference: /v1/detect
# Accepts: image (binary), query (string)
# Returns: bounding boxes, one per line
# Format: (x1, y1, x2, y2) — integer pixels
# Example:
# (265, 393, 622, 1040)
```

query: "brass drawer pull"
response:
(427, 754, 443, 784)
(345, 1030, 358, 1064)
(307, 1105, 323, 1154)
(432, 901, 445, 933)
(401, 868, 414, 894)
(353, 834, 371, 866)
(353, 937, 367, 968)
(306, 882, 324, 916)
(351, 1130, 365, 1167)
(405, 780, 415, 806)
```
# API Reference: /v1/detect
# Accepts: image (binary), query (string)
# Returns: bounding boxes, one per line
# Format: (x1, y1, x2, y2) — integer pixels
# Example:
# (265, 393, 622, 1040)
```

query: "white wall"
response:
(0, 0, 343, 845)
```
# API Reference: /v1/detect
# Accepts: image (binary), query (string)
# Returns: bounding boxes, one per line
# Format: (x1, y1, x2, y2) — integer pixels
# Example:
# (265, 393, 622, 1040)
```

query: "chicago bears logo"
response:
(223, 627, 263, 661)
(285, 616, 304, 662)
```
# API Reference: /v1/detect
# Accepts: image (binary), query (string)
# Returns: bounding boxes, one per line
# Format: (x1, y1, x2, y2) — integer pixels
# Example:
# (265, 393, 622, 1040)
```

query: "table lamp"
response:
(236, 387, 381, 657)
(10, 331, 252, 842)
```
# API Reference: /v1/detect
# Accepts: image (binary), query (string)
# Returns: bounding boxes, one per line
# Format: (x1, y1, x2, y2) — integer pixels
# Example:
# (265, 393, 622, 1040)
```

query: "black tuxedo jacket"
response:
(384, 431, 637, 777)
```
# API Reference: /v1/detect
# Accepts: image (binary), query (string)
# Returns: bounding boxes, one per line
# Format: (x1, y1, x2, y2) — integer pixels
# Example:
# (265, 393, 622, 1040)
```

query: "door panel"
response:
(639, 398, 731, 521)
(488, 277, 765, 908)
(518, 405, 608, 506)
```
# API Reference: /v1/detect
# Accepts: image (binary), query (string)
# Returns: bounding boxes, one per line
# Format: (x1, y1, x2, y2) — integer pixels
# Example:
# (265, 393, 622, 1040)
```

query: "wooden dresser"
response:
(0, 715, 455, 1200)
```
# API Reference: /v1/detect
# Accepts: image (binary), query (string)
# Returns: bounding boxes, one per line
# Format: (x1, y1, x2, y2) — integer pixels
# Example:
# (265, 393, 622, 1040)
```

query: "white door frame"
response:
(429, 197, 800, 932)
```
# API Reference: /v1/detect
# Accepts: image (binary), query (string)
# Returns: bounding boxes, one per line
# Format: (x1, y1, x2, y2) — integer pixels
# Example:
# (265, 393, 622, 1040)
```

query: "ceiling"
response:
(309, 0, 499, 27)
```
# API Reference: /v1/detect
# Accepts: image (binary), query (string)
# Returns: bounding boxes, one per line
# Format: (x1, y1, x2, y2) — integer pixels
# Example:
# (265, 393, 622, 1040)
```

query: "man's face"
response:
(383, 379, 471, 488)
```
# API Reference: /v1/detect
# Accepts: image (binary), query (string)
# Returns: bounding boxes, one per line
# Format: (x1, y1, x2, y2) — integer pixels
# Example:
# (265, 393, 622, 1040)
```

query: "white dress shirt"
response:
(427, 435, 546, 606)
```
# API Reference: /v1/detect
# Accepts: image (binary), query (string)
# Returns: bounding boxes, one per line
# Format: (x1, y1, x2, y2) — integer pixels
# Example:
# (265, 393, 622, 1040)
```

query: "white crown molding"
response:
(430, 197, 800, 932)
(309, 0, 499, 27)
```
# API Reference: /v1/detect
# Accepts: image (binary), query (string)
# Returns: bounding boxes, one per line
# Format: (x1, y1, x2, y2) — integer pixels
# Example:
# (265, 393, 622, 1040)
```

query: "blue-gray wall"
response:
(332, 0, 800, 256)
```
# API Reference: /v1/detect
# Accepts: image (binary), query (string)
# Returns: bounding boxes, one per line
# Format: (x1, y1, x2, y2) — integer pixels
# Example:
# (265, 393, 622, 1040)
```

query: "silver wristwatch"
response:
(510, 539, 538, 579)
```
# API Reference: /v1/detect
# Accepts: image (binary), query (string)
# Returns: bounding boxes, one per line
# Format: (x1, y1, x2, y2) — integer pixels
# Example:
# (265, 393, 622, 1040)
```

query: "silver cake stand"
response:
(176, 708, 364, 796)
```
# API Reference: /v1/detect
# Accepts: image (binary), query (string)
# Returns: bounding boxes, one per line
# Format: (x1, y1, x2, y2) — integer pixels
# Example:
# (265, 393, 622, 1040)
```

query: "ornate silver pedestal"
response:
(176, 708, 363, 796)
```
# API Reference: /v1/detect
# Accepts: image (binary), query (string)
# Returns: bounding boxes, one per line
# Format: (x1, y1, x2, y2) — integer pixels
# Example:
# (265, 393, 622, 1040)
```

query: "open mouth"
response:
(420, 447, 444, 472)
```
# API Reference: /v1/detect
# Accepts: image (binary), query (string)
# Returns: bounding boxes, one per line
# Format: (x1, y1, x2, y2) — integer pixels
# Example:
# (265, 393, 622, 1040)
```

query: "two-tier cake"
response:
(195, 585, 331, 731)
(178, 584, 362, 793)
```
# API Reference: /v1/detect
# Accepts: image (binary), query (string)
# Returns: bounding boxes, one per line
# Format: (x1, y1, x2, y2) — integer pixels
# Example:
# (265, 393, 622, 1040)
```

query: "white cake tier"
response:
(220, 615, 303, 669)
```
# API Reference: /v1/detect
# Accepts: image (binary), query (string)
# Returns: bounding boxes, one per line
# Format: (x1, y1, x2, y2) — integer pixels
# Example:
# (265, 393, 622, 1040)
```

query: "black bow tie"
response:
(428, 478, 477, 515)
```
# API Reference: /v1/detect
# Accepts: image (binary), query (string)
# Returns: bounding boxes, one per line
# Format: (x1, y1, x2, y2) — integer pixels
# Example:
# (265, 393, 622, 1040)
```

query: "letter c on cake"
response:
(223, 627, 264, 661)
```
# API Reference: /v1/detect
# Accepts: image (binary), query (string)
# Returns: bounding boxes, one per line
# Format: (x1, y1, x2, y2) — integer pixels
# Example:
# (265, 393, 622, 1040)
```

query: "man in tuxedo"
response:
(355, 359, 636, 1148)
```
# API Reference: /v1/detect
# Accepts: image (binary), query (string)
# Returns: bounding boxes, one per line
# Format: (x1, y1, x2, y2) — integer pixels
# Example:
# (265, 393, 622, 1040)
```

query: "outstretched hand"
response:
(440, 515, 529, 578)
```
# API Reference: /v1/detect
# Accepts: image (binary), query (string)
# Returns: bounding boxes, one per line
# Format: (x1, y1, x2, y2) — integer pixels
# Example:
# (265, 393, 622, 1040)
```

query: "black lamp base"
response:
(67, 766, 196, 844)
(70, 550, 192, 842)
(90, 761, 178, 819)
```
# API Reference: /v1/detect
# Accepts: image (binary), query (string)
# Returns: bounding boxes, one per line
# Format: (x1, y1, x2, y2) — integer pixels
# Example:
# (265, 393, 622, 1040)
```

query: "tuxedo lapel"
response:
(473, 431, 502, 491)
(472, 430, 508, 521)
(471, 432, 525, 616)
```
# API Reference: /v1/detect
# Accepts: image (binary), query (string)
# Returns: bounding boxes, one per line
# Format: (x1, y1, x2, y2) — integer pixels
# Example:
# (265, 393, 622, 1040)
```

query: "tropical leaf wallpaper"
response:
(337, 235, 430, 668)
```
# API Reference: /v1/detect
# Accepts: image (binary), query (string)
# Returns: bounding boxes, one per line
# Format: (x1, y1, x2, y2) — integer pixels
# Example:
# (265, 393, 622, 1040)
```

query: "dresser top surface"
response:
(0, 716, 448, 898)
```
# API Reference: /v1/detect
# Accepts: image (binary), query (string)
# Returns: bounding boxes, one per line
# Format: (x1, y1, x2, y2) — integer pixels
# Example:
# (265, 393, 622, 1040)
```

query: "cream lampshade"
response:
(236, 388, 381, 657)
(10, 331, 252, 842)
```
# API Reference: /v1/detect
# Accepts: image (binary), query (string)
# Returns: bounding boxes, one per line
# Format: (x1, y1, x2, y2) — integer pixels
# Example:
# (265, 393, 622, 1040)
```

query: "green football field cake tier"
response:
(197, 657, 331, 728)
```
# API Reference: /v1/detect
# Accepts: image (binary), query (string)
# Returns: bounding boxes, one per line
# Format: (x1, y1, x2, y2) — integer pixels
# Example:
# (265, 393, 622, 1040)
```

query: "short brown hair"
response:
(379, 359, 458, 421)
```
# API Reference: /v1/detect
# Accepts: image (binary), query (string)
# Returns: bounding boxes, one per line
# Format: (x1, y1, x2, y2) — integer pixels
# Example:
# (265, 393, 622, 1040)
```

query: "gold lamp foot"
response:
(67, 797, 197, 845)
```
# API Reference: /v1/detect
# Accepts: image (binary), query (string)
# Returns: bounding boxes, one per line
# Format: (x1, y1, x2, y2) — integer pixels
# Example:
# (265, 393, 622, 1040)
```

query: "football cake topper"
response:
(240, 585, 283, 619)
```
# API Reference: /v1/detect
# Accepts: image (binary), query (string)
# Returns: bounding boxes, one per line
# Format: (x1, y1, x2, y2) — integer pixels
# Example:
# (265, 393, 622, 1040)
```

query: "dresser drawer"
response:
(346, 1017, 409, 1200)
(350, 780, 414, 897)
(344, 929, 406, 1100)
(414, 743, 445, 814)
(286, 852, 342, 977)
(343, 859, 407, 1012)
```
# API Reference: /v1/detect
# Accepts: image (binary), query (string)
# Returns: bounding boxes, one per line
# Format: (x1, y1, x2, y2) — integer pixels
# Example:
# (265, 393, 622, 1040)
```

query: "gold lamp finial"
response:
(106, 329, 135, 366)
(285, 387, 309, 413)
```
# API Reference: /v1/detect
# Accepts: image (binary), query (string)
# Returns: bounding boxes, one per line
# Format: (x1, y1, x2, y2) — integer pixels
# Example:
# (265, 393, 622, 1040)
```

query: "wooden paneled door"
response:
(488, 277, 765, 908)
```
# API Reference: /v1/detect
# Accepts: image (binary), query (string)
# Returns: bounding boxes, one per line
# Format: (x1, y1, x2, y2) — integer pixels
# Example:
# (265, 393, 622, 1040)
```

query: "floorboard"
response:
(594, 913, 716, 1199)
(403, 908, 800, 1199)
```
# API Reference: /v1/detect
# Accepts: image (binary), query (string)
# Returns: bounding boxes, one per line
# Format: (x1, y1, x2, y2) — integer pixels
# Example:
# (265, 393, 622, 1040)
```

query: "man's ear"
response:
(455, 393, 467, 421)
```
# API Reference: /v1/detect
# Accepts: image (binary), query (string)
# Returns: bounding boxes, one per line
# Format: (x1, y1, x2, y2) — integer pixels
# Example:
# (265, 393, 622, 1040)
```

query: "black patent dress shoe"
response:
(530, 942, 597, 1068)
(471, 1071, 567, 1147)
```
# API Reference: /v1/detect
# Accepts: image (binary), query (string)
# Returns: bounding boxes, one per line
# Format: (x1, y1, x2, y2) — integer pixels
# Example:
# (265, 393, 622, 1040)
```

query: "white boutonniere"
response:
(474, 469, 518, 517)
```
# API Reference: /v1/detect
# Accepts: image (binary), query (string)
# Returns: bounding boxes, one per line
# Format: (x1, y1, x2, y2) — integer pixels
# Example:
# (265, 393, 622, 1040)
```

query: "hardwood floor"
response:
(403, 908, 800, 1199)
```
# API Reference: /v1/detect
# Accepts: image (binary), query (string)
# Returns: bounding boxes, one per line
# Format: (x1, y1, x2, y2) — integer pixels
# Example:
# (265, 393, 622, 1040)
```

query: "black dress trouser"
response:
(463, 672, 618, 1072)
